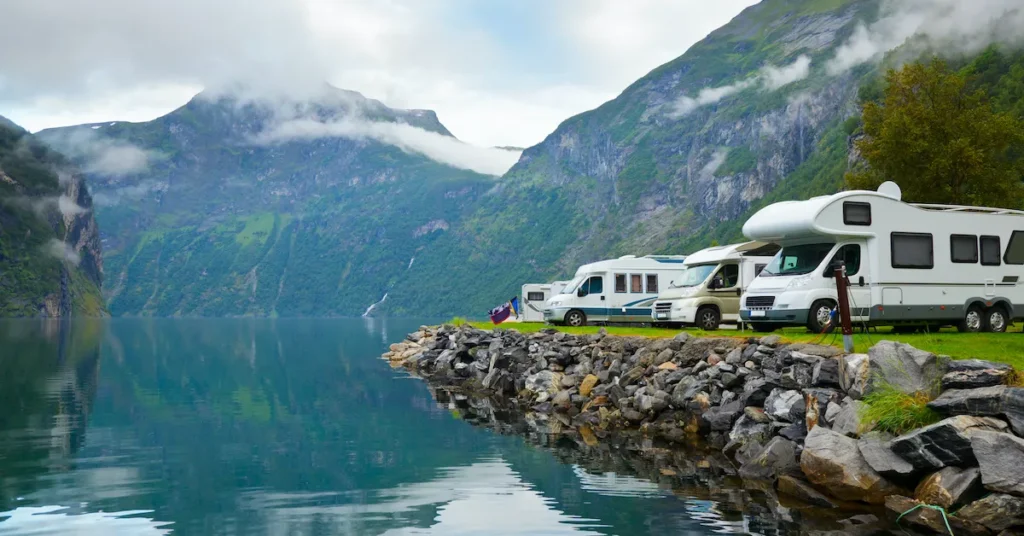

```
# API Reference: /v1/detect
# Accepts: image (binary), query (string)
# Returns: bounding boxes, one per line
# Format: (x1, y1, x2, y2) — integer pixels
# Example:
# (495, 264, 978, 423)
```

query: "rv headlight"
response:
(786, 274, 815, 290)
(547, 300, 562, 308)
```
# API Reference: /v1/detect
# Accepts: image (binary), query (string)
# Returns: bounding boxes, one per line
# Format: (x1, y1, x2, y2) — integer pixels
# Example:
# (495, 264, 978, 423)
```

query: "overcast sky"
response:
(0, 0, 757, 148)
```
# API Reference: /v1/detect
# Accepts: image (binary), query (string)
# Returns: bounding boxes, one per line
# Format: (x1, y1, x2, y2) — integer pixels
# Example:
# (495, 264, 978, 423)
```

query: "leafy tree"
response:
(847, 58, 1024, 207)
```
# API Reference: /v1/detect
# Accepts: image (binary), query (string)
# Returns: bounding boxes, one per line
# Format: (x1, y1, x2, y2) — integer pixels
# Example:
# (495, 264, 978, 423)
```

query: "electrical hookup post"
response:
(833, 260, 855, 353)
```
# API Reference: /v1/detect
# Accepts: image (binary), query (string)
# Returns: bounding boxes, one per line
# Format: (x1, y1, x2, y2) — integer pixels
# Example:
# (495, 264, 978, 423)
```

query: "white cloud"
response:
(671, 56, 813, 117)
(827, 0, 1024, 75)
(0, 0, 758, 149)
(45, 239, 81, 266)
(700, 149, 729, 179)
(253, 118, 521, 176)
(58, 195, 89, 217)
(40, 129, 157, 177)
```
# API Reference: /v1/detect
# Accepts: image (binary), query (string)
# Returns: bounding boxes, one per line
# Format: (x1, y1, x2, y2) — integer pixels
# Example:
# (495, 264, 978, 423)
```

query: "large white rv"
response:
(740, 182, 1024, 333)
(651, 242, 779, 330)
(520, 281, 568, 322)
(544, 255, 688, 326)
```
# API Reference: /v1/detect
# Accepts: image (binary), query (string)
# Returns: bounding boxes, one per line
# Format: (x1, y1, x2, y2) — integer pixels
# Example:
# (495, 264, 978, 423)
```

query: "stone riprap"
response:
(385, 325, 1024, 535)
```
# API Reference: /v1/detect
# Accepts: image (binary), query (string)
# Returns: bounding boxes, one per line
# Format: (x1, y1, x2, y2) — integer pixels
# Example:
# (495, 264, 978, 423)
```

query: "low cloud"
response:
(89, 180, 166, 206)
(45, 239, 81, 265)
(41, 129, 158, 177)
(57, 195, 89, 217)
(253, 118, 522, 176)
(671, 55, 812, 117)
(699, 149, 729, 179)
(827, 0, 1024, 75)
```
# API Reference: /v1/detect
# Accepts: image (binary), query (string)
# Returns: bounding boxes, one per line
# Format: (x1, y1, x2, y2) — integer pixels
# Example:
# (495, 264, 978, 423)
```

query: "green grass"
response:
(860, 385, 941, 435)
(464, 322, 1024, 368)
(235, 213, 277, 246)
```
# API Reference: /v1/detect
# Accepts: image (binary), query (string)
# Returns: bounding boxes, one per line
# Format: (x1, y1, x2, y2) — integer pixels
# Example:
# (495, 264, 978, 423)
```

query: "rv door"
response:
(825, 243, 870, 320)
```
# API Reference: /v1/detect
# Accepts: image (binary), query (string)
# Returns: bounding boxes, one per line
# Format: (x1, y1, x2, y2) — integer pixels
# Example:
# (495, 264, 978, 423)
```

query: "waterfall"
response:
(362, 293, 389, 317)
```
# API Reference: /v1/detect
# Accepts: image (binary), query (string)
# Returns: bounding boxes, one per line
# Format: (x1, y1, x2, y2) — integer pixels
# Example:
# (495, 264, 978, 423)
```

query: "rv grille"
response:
(745, 296, 775, 310)
(654, 302, 672, 312)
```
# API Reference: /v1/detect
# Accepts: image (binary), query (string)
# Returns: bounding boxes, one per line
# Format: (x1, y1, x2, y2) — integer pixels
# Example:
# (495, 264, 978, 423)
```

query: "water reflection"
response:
(0, 319, 884, 535)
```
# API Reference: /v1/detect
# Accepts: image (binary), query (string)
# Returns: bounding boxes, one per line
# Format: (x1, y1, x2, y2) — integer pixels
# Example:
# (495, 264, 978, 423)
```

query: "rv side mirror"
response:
(577, 288, 586, 298)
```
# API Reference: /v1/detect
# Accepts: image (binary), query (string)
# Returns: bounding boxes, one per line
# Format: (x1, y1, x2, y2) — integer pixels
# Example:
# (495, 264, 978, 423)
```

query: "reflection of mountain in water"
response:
(0, 320, 102, 510)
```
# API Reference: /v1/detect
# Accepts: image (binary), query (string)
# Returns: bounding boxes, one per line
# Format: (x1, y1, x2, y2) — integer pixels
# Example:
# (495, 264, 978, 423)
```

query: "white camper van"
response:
(544, 255, 688, 326)
(520, 281, 568, 323)
(740, 182, 1024, 333)
(651, 242, 779, 330)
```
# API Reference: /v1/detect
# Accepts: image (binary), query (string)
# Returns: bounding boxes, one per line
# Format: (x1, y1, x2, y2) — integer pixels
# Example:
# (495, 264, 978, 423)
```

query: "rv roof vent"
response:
(877, 181, 902, 201)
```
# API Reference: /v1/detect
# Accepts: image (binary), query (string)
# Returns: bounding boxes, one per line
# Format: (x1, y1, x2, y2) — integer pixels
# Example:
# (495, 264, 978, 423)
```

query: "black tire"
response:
(696, 306, 721, 331)
(987, 306, 1009, 333)
(751, 323, 777, 333)
(958, 304, 986, 333)
(807, 300, 836, 334)
(564, 309, 587, 327)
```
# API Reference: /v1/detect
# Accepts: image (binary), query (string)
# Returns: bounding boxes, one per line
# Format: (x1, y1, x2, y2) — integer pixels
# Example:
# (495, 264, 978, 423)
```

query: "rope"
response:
(896, 504, 955, 536)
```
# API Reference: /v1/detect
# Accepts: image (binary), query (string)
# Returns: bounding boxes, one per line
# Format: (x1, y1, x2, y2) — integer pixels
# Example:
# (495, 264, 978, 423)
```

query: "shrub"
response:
(860, 385, 941, 435)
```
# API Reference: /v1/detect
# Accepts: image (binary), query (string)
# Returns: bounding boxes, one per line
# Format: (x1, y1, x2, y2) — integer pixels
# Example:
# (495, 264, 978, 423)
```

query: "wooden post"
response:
(833, 260, 854, 353)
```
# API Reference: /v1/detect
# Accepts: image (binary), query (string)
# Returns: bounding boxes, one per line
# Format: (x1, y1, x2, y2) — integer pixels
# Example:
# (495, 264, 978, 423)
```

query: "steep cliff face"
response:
(39, 88, 498, 317)
(0, 116, 105, 317)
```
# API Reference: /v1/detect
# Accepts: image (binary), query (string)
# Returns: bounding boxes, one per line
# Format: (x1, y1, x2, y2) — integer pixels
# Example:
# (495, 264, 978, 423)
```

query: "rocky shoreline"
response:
(384, 325, 1024, 535)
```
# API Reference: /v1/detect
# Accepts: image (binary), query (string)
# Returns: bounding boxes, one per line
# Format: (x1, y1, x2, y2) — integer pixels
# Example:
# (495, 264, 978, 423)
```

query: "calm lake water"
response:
(0, 318, 855, 536)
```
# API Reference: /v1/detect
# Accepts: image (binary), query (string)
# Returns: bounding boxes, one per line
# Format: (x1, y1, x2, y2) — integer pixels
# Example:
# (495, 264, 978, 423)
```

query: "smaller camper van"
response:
(544, 255, 688, 326)
(651, 242, 779, 330)
(520, 281, 568, 322)
(740, 181, 1024, 333)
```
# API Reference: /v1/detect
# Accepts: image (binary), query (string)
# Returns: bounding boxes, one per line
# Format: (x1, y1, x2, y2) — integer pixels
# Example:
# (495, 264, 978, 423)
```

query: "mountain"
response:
(38, 88, 499, 317)
(0, 116, 104, 316)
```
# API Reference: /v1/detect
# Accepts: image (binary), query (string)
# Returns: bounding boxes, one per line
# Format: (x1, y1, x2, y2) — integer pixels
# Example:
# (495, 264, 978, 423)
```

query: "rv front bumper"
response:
(652, 302, 697, 323)
(543, 307, 570, 323)
(740, 308, 809, 324)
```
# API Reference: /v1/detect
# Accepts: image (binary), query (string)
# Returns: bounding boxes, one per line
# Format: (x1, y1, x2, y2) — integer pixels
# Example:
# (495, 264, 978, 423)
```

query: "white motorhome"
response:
(651, 242, 779, 330)
(740, 182, 1024, 333)
(520, 281, 569, 322)
(544, 255, 688, 326)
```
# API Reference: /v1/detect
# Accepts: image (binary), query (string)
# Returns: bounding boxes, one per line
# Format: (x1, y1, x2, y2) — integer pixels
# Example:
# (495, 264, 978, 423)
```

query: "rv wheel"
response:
(958, 305, 985, 333)
(565, 310, 587, 327)
(987, 307, 1008, 333)
(807, 300, 836, 334)
(697, 307, 720, 331)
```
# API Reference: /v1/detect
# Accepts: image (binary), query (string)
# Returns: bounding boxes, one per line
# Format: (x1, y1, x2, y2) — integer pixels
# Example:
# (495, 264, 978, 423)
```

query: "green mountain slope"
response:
(0, 117, 105, 316)
(39, 89, 499, 317)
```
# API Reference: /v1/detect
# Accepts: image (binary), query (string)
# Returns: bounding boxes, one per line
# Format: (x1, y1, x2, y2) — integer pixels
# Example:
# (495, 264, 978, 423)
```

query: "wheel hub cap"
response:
(991, 312, 1005, 331)
(967, 311, 981, 330)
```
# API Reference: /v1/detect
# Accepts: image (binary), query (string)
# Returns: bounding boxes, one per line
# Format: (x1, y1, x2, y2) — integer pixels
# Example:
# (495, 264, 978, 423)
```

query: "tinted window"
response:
(646, 274, 658, 293)
(717, 264, 739, 288)
(1005, 231, 1024, 265)
(630, 274, 642, 293)
(581, 276, 603, 296)
(755, 264, 767, 277)
(825, 244, 861, 277)
(843, 202, 871, 225)
(891, 233, 933, 269)
(950, 235, 979, 263)
(527, 292, 545, 301)
(615, 274, 627, 293)
(761, 243, 836, 277)
(981, 236, 1001, 266)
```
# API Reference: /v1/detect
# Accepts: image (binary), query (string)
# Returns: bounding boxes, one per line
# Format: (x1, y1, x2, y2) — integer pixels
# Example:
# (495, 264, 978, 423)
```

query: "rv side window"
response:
(1005, 231, 1024, 265)
(981, 236, 1002, 266)
(843, 202, 871, 226)
(527, 292, 546, 302)
(630, 274, 643, 293)
(891, 233, 933, 269)
(646, 274, 658, 293)
(614, 274, 627, 293)
(580, 276, 603, 296)
(755, 264, 767, 277)
(950, 235, 979, 263)
(718, 264, 739, 288)
(824, 244, 861, 277)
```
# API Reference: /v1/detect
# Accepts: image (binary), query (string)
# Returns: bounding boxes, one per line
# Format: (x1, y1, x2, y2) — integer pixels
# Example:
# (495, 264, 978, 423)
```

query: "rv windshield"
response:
(669, 264, 717, 288)
(761, 243, 835, 277)
(560, 276, 586, 294)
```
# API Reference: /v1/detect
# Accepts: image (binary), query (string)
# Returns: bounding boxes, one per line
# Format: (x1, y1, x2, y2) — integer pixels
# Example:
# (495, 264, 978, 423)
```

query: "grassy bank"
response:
(466, 321, 1024, 369)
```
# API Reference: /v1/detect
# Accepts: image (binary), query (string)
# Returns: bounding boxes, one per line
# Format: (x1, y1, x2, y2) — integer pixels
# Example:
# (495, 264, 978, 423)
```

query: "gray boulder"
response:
(928, 385, 1007, 417)
(956, 493, 1024, 532)
(800, 426, 904, 504)
(703, 400, 745, 431)
(764, 389, 805, 423)
(833, 399, 871, 437)
(891, 416, 1008, 471)
(866, 341, 949, 396)
(886, 495, 992, 536)
(777, 474, 838, 508)
(858, 431, 917, 480)
(812, 358, 842, 388)
(1005, 387, 1024, 437)
(914, 467, 984, 509)
(525, 371, 564, 399)
(971, 431, 1024, 497)
(942, 368, 1011, 390)
(738, 437, 800, 480)
(949, 359, 1014, 373)
(728, 414, 771, 446)
(839, 353, 870, 400)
